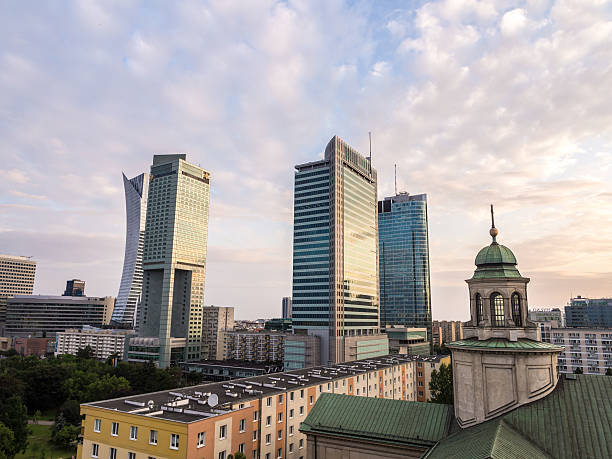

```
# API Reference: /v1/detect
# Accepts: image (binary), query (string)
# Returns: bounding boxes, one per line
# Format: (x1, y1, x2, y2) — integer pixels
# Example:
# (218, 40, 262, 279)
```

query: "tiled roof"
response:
(300, 393, 453, 448)
(448, 338, 563, 351)
(427, 374, 612, 458)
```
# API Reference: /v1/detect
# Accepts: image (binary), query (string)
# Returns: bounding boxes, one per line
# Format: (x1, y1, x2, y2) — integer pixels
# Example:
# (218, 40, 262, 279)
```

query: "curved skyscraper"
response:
(111, 172, 148, 327)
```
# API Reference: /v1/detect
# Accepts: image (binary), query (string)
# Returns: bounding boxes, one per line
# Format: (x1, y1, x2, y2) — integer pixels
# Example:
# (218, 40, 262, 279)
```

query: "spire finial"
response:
(490, 204, 499, 243)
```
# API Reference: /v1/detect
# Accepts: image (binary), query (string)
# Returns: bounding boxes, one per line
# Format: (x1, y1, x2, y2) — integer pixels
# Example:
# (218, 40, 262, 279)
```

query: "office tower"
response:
(0, 254, 36, 335)
(63, 279, 85, 296)
(202, 305, 235, 360)
(137, 154, 210, 368)
(6, 295, 114, 337)
(565, 296, 612, 327)
(282, 297, 292, 319)
(111, 172, 149, 328)
(292, 136, 387, 365)
(378, 193, 432, 341)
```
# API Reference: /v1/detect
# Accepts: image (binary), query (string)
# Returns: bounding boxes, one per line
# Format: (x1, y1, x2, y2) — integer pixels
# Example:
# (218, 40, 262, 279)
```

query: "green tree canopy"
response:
(0, 422, 15, 459)
(429, 362, 453, 405)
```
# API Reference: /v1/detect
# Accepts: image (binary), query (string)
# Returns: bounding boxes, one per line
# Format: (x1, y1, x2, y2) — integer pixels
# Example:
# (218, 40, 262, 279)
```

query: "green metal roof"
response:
(473, 242, 521, 279)
(299, 393, 453, 448)
(448, 338, 563, 352)
(428, 375, 612, 458)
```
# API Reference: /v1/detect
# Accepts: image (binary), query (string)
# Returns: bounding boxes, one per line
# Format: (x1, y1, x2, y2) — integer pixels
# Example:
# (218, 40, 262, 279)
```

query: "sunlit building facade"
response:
(111, 173, 149, 328)
(137, 154, 210, 368)
(0, 254, 36, 335)
(292, 136, 387, 364)
(378, 193, 432, 342)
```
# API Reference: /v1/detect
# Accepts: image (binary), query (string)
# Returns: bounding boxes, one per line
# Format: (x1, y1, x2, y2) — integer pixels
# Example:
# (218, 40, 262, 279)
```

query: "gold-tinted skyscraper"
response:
(138, 154, 210, 368)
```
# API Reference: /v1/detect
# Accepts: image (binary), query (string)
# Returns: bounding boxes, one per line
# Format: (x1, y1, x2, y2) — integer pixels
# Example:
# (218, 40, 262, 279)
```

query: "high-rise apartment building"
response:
(282, 296, 292, 319)
(432, 320, 463, 346)
(565, 296, 612, 328)
(111, 173, 149, 328)
(378, 193, 431, 340)
(63, 279, 85, 296)
(292, 136, 388, 364)
(137, 154, 210, 368)
(0, 254, 36, 335)
(202, 305, 235, 360)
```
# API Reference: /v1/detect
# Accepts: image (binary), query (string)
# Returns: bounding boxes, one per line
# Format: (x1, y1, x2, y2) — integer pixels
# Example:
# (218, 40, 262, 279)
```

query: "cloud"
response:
(0, 0, 611, 320)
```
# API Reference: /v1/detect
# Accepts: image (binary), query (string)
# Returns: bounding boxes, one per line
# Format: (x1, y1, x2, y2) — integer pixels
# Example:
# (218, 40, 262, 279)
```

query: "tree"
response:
(52, 424, 80, 449)
(0, 396, 29, 458)
(233, 452, 247, 459)
(429, 363, 453, 404)
(57, 400, 81, 426)
(76, 346, 94, 360)
(605, 368, 612, 376)
(574, 367, 583, 374)
(0, 422, 15, 459)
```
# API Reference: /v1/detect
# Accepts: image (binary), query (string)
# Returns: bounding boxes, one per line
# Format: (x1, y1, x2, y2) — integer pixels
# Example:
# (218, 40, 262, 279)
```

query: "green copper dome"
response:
(475, 243, 517, 266)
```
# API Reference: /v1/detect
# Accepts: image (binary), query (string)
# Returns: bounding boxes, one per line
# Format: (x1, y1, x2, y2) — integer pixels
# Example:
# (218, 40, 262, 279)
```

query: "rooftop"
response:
(448, 338, 563, 352)
(84, 354, 444, 423)
(300, 393, 453, 449)
(427, 374, 612, 458)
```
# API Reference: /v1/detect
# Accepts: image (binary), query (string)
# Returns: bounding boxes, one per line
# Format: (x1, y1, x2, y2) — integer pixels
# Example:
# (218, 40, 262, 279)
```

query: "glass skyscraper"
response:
(378, 193, 432, 340)
(138, 154, 210, 368)
(111, 173, 148, 328)
(292, 136, 387, 364)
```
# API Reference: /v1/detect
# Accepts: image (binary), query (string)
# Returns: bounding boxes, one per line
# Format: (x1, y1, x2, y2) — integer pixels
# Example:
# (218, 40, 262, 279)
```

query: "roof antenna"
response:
(490, 204, 499, 243)
(368, 132, 372, 162)
(394, 164, 398, 195)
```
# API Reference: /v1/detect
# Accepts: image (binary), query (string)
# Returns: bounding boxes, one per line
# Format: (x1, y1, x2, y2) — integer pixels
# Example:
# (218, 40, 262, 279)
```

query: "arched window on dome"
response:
(512, 293, 522, 326)
(475, 293, 483, 324)
(490, 293, 505, 327)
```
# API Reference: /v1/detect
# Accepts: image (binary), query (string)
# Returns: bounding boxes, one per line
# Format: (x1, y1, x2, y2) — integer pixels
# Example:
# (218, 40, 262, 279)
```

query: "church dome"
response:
(475, 243, 517, 266)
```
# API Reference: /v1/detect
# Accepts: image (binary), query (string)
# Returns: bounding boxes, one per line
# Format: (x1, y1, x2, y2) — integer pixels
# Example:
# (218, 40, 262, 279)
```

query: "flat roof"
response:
(84, 354, 440, 423)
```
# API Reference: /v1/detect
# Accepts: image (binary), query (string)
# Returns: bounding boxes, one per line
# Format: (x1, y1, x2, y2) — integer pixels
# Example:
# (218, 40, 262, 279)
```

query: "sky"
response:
(1, 0, 612, 321)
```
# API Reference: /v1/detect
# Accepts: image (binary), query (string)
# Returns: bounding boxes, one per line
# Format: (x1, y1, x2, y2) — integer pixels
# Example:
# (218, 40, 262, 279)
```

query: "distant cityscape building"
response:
(202, 305, 234, 360)
(5, 295, 114, 337)
(137, 154, 210, 368)
(565, 296, 612, 328)
(292, 136, 388, 364)
(111, 172, 149, 328)
(0, 254, 36, 335)
(384, 327, 430, 356)
(125, 336, 186, 365)
(284, 334, 321, 370)
(282, 296, 292, 319)
(13, 337, 55, 357)
(528, 307, 564, 325)
(536, 324, 612, 374)
(265, 318, 292, 332)
(224, 331, 286, 363)
(432, 320, 463, 346)
(55, 326, 135, 360)
(181, 360, 276, 382)
(63, 279, 85, 296)
(378, 193, 432, 340)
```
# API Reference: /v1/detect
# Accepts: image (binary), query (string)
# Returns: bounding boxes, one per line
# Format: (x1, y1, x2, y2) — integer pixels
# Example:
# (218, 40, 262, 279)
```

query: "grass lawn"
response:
(16, 424, 76, 459)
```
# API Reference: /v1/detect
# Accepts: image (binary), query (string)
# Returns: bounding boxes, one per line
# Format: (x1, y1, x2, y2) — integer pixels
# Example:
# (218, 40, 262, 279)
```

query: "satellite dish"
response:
(148, 400, 154, 410)
(207, 394, 218, 408)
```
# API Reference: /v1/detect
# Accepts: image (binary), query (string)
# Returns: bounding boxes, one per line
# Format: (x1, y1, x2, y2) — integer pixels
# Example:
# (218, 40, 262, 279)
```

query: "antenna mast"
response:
(394, 164, 397, 195)
(368, 132, 372, 162)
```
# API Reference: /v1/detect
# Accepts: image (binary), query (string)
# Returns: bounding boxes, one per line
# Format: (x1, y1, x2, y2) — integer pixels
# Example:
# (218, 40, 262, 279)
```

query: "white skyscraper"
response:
(111, 173, 148, 328)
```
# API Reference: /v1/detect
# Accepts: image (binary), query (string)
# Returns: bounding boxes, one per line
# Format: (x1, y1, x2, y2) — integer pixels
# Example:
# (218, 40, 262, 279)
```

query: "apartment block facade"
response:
(432, 320, 464, 346)
(202, 306, 235, 360)
(55, 327, 135, 360)
(77, 354, 449, 459)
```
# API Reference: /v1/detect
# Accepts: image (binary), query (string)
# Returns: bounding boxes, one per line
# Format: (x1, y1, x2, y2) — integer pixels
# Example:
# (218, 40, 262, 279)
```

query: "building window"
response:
(266, 415, 271, 426)
(149, 430, 158, 445)
(253, 411, 259, 421)
(198, 432, 206, 447)
(109, 448, 117, 459)
(267, 397, 272, 406)
(170, 433, 180, 450)
(309, 396, 313, 405)
(300, 389, 304, 398)
(240, 419, 246, 432)
(278, 413, 283, 423)
(128, 453, 136, 459)
(253, 431, 258, 441)
(278, 430, 283, 440)
(111, 422, 118, 436)
(278, 394, 283, 403)
(239, 443, 245, 453)
(289, 443, 294, 452)
(289, 426, 294, 436)
(290, 392, 294, 401)
(219, 452, 226, 459)
(130, 426, 138, 440)
(476, 293, 483, 324)
(91, 443, 99, 458)
(299, 439, 304, 448)
(491, 293, 505, 327)
(512, 293, 522, 326)
(220, 425, 227, 440)
(93, 419, 101, 433)
(289, 409, 294, 419)
(278, 447, 282, 458)
(299, 406, 304, 415)
(266, 433, 271, 445)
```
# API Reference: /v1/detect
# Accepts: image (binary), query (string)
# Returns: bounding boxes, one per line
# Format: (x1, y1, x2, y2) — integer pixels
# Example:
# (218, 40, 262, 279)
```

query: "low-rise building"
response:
(528, 307, 564, 325)
(13, 337, 55, 357)
(181, 361, 280, 382)
(384, 327, 430, 355)
(126, 336, 186, 366)
(76, 353, 451, 459)
(5, 295, 114, 337)
(0, 337, 10, 352)
(55, 327, 135, 360)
